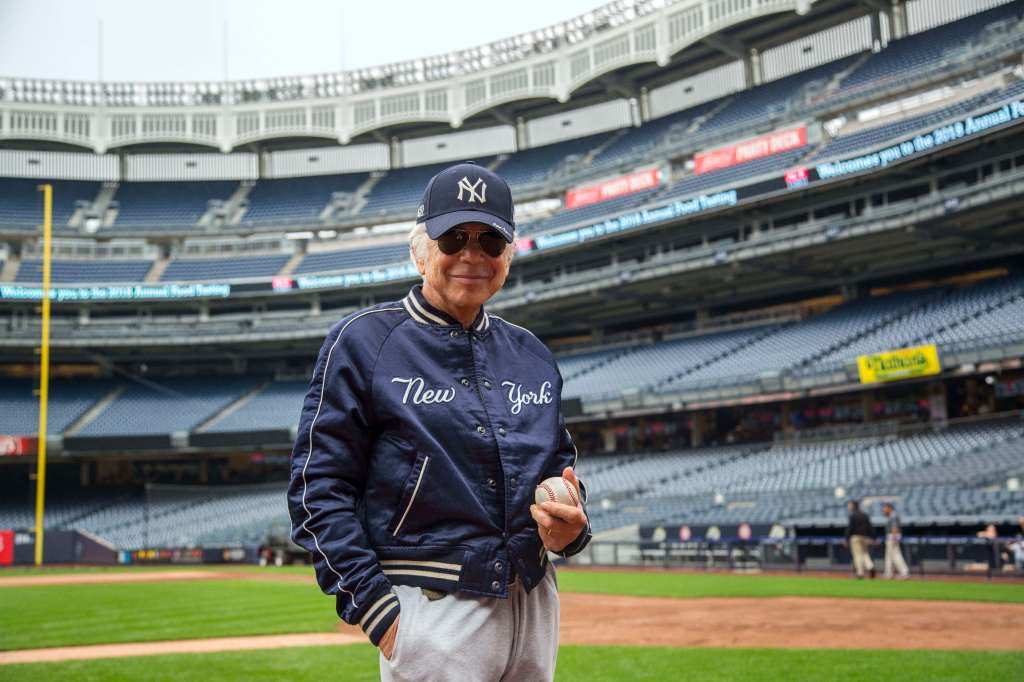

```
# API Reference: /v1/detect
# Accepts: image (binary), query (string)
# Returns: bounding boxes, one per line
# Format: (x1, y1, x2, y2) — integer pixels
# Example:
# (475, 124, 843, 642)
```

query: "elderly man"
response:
(287, 161, 591, 682)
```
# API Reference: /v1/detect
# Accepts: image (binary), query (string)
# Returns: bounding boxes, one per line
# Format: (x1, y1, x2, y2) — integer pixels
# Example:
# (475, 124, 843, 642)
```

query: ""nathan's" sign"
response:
(857, 344, 941, 384)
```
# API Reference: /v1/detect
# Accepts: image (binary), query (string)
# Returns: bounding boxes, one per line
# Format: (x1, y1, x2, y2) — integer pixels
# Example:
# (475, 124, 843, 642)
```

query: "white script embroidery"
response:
(392, 377, 456, 405)
(501, 380, 553, 415)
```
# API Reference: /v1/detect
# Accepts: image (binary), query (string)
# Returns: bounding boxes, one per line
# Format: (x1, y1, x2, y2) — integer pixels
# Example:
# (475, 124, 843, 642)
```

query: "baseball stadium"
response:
(2, 0, 1024, 679)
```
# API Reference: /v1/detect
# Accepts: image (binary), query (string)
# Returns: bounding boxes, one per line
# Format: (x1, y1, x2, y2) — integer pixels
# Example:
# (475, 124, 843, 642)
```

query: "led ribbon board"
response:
(0, 283, 232, 302)
(816, 99, 1024, 181)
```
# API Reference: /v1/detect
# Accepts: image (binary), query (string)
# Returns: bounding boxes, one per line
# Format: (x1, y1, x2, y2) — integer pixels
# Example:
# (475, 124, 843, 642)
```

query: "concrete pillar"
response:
(690, 411, 706, 448)
(742, 54, 756, 89)
(515, 116, 529, 151)
(695, 307, 710, 329)
(928, 381, 948, 427)
(748, 48, 763, 87)
(870, 11, 883, 51)
(389, 136, 402, 168)
(861, 390, 873, 423)
(639, 87, 652, 123)
(601, 427, 616, 453)
(629, 97, 642, 127)
(890, 0, 908, 41)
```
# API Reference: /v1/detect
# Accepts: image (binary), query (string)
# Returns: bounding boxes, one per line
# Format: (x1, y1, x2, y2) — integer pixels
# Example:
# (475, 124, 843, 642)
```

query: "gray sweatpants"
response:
(380, 563, 560, 682)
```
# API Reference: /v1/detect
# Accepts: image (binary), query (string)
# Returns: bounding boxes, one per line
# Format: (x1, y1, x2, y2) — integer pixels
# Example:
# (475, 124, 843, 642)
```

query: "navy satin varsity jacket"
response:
(287, 284, 591, 646)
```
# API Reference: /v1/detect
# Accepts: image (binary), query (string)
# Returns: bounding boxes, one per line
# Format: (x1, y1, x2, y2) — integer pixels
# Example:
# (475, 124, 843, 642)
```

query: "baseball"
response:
(535, 476, 580, 507)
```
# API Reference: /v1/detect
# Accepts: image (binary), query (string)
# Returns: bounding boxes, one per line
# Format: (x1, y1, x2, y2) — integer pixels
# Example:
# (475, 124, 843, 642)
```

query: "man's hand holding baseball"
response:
(530, 467, 588, 553)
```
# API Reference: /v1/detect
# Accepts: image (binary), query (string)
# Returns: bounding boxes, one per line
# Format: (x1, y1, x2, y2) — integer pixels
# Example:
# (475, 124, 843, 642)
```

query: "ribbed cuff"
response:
(559, 521, 592, 558)
(358, 589, 401, 646)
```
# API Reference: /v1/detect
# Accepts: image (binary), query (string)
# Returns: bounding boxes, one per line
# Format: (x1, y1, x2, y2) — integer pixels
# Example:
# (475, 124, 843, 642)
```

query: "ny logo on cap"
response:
(456, 176, 487, 204)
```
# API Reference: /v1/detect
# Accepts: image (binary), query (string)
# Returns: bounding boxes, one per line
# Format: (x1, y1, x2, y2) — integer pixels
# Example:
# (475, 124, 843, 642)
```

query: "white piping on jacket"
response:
(300, 307, 402, 607)
(392, 456, 430, 536)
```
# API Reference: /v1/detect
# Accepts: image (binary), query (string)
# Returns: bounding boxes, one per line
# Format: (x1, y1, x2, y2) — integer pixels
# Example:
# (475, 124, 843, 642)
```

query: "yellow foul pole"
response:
(34, 184, 53, 566)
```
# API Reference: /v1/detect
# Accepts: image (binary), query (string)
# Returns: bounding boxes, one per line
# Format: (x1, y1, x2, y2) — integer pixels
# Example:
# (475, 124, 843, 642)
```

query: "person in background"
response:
(881, 502, 910, 579)
(1008, 517, 1024, 571)
(845, 499, 875, 579)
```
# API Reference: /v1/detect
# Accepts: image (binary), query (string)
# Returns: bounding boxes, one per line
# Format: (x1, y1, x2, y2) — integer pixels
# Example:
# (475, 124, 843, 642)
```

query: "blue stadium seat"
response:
(838, 3, 1024, 93)
(203, 380, 308, 432)
(558, 275, 1024, 400)
(589, 100, 722, 170)
(0, 178, 100, 229)
(112, 181, 238, 226)
(292, 243, 410, 274)
(697, 58, 857, 137)
(15, 258, 153, 284)
(78, 376, 259, 436)
(358, 162, 455, 219)
(160, 254, 291, 282)
(0, 378, 116, 436)
(495, 133, 614, 188)
(658, 147, 811, 203)
(243, 173, 368, 224)
(815, 80, 1024, 161)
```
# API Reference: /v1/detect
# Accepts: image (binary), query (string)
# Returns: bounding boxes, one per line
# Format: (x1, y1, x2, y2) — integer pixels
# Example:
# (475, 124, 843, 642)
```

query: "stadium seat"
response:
(112, 181, 238, 227)
(242, 173, 369, 224)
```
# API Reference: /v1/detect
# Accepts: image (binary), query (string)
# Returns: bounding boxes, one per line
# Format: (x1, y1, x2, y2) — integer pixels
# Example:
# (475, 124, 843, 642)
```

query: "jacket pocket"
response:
(391, 453, 430, 537)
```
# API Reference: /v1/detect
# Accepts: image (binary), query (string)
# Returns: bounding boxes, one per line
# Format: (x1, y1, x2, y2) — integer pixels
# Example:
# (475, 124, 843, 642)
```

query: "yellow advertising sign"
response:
(857, 344, 941, 384)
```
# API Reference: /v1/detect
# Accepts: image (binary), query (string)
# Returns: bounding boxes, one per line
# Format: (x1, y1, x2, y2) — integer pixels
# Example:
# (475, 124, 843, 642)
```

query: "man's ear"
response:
(410, 244, 426, 276)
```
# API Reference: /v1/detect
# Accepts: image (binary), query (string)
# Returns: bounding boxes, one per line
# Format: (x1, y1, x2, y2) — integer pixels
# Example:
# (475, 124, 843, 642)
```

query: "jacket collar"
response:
(403, 285, 490, 332)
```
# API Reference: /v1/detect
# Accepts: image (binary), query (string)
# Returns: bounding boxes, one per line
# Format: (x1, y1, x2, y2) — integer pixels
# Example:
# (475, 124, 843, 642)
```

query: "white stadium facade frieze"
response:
(0, 0, 817, 152)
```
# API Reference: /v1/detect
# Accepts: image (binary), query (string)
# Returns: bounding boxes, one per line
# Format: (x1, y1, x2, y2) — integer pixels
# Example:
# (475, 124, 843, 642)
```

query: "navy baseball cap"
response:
(415, 162, 515, 242)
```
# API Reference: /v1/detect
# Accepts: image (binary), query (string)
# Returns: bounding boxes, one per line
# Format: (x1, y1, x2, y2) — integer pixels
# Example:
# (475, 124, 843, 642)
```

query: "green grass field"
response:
(2, 567, 1022, 680)
(557, 569, 1024, 603)
(3, 646, 1022, 682)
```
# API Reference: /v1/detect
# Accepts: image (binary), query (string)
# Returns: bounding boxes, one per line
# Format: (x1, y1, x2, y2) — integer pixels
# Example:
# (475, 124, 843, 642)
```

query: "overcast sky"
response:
(0, 0, 605, 82)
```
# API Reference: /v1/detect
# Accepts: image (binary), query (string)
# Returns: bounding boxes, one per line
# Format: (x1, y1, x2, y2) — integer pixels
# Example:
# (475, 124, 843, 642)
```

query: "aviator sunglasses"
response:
(436, 228, 507, 258)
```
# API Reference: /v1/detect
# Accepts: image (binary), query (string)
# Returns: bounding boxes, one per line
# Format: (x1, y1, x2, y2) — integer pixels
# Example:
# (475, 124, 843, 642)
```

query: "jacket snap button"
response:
(476, 425, 486, 435)
(460, 378, 470, 387)
(495, 561, 503, 572)
(486, 478, 496, 489)
(483, 380, 492, 389)
(491, 580, 501, 591)
(450, 330, 459, 338)
(498, 427, 507, 436)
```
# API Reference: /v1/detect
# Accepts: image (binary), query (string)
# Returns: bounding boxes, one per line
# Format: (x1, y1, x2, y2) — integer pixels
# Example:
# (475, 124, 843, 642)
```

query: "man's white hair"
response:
(408, 222, 514, 275)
